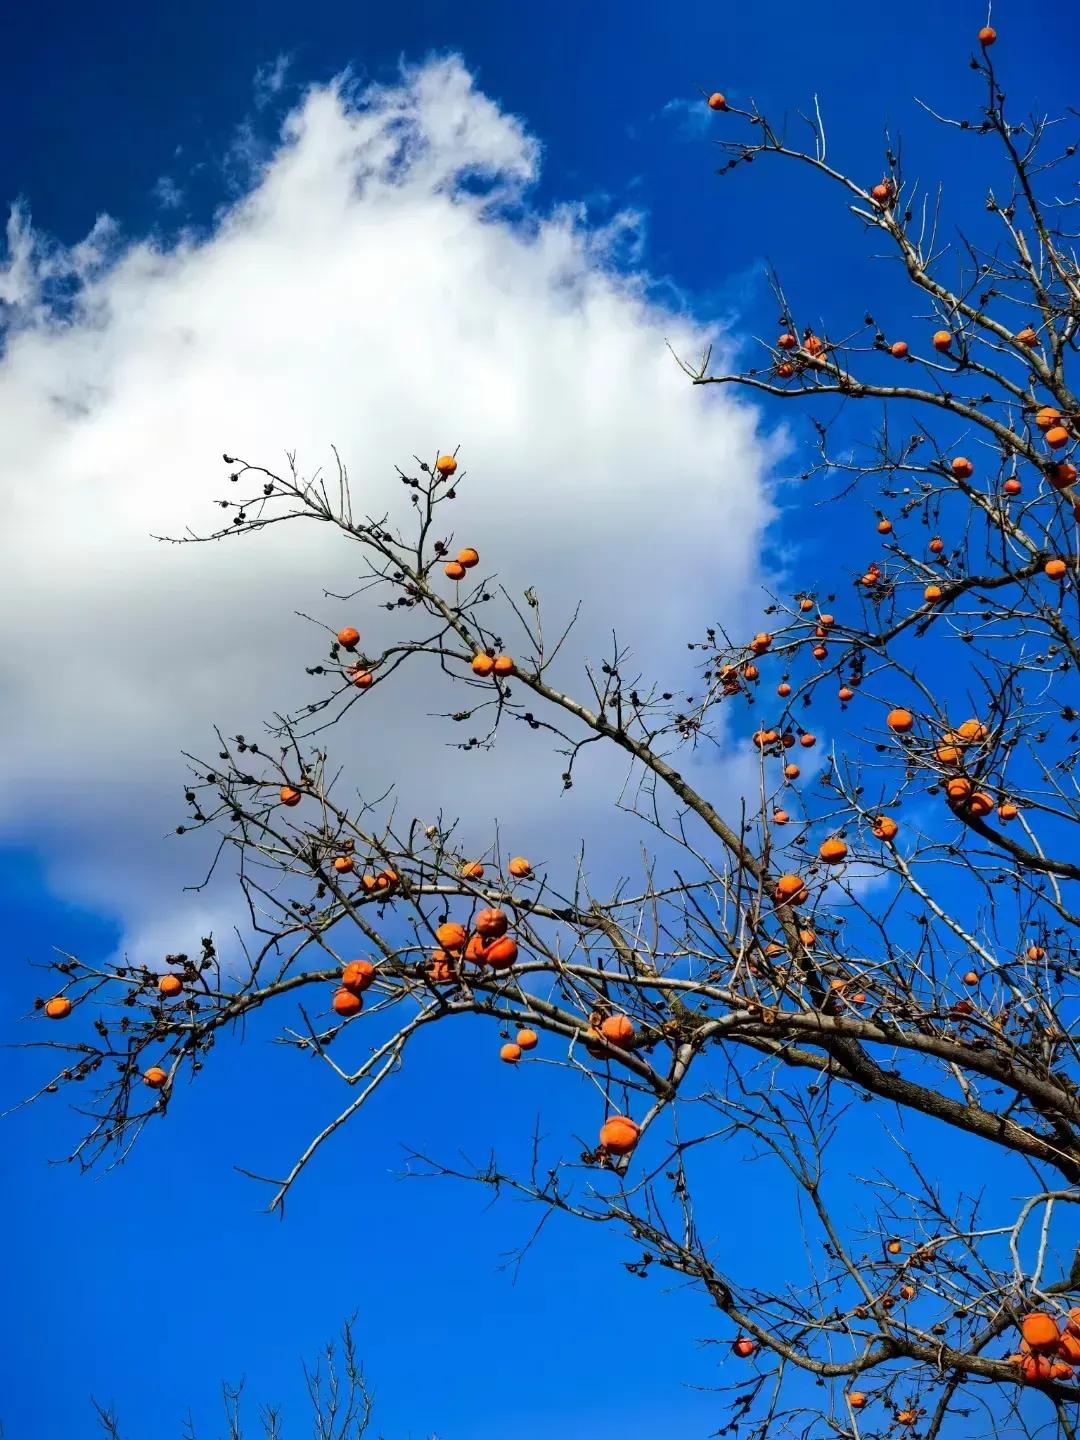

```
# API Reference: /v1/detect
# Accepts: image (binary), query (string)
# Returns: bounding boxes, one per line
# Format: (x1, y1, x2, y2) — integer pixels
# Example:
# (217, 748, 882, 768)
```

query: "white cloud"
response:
(0, 55, 777, 965)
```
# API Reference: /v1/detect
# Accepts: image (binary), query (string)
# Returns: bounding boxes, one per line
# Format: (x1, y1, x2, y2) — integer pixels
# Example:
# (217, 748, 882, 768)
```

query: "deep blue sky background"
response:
(3, 3, 1079, 1437)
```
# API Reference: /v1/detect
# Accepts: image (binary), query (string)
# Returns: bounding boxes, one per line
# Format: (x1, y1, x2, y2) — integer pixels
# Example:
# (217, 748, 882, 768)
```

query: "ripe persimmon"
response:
(998, 801, 1018, 821)
(347, 668, 373, 688)
(600, 1014, 635, 1047)
(1003, 478, 1022, 496)
(1021, 1313, 1061, 1354)
(804, 334, 825, 357)
(158, 974, 183, 999)
(342, 959, 376, 993)
(44, 996, 72, 1019)
(838, 685, 854, 702)
(819, 837, 848, 864)
(1045, 558, 1068, 580)
(333, 856, 355, 875)
(877, 518, 893, 534)
(872, 815, 898, 841)
(333, 987, 363, 1018)
(932, 330, 952, 352)
(774, 874, 808, 906)
(435, 454, 458, 476)
(457, 547, 479, 569)
(929, 536, 944, 553)
(599, 1115, 640, 1155)
(1037, 406, 1061, 431)
(279, 785, 302, 807)
(708, 92, 728, 111)
(777, 333, 798, 350)
(951, 456, 974, 479)
(1049, 462, 1078, 490)
(1045, 425, 1071, 449)
(461, 861, 485, 880)
(508, 856, 532, 878)
(444, 561, 467, 580)
(946, 777, 973, 802)
(783, 762, 800, 779)
(475, 907, 508, 939)
(500, 1042, 522, 1064)
(143, 1066, 168, 1089)
(978, 24, 996, 44)
(485, 936, 519, 970)
(1016, 326, 1038, 347)
(435, 922, 468, 952)
(890, 341, 909, 358)
(924, 583, 943, 603)
(777, 681, 792, 697)
(886, 707, 914, 733)
(493, 654, 515, 676)
(800, 733, 816, 748)
(471, 653, 495, 676)
(847, 1392, 867, 1409)
(336, 627, 360, 650)
(732, 1337, 756, 1358)
(516, 1028, 538, 1051)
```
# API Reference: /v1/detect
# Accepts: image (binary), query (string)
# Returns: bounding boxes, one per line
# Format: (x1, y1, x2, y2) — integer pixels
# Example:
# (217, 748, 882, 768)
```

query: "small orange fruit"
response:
(1016, 326, 1038, 348)
(158, 974, 183, 999)
(279, 785, 302, 807)
(997, 802, 1018, 822)
(819, 837, 848, 864)
(435, 454, 458, 476)
(332, 987, 363, 1018)
(1046, 425, 1071, 449)
(435, 922, 468, 952)
(457, 547, 480, 568)
(500, 1042, 522, 1064)
(732, 1337, 756, 1358)
(877, 518, 893, 534)
(707, 93, 728, 111)
(461, 861, 485, 880)
(890, 341, 908, 358)
(516, 1028, 538, 1051)
(978, 24, 996, 44)
(777, 681, 791, 697)
(485, 936, 519, 971)
(333, 855, 355, 875)
(471, 653, 495, 676)
(872, 816, 898, 841)
(600, 1014, 636, 1047)
(444, 561, 467, 580)
(1003, 478, 1022, 495)
(44, 996, 72, 1019)
(924, 583, 943, 602)
(1036, 406, 1060, 431)
(1049, 462, 1078, 490)
(143, 1066, 168, 1089)
(508, 856, 532, 878)
(1021, 1313, 1061, 1355)
(347, 668, 373, 688)
(847, 1392, 866, 1409)
(493, 654, 515, 676)
(336, 627, 360, 650)
(475, 907, 509, 939)
(951, 456, 974, 479)
(1045, 558, 1068, 580)
(342, 959, 376, 993)
(887, 707, 914, 733)
(932, 330, 953, 352)
(774, 874, 808, 906)
(599, 1115, 640, 1155)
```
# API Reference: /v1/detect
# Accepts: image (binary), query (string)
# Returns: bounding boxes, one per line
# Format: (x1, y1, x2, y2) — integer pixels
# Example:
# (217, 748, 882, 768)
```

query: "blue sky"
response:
(3, 2, 1079, 1436)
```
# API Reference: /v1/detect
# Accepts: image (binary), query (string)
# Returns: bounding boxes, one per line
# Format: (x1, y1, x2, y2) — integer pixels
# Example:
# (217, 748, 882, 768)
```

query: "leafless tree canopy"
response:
(16, 29, 1080, 1440)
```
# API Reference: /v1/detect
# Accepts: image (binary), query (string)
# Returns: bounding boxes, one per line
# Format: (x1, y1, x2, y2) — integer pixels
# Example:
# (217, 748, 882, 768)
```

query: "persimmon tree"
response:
(18, 22, 1080, 1439)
